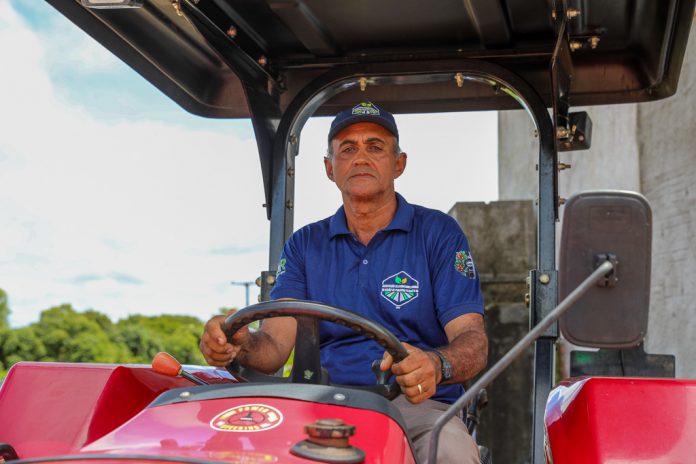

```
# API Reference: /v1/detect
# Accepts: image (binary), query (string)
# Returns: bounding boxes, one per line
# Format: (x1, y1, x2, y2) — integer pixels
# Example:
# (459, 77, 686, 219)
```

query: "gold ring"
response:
(417, 383, 423, 394)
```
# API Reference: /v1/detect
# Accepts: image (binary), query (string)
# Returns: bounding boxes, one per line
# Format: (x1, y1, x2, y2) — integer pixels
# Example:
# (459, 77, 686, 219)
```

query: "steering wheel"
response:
(222, 300, 409, 399)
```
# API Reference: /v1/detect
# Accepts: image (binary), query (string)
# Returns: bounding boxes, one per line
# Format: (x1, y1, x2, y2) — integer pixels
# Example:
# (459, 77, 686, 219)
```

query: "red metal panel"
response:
(82, 396, 414, 463)
(0, 363, 188, 459)
(545, 377, 696, 463)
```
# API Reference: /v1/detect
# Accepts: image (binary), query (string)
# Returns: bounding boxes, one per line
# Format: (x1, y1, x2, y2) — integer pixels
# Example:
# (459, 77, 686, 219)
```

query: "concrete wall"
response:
(497, 18, 696, 377)
(449, 200, 536, 464)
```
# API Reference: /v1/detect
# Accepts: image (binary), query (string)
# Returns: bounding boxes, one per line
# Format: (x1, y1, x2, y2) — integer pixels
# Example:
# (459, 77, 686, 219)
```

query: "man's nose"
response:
(352, 146, 372, 164)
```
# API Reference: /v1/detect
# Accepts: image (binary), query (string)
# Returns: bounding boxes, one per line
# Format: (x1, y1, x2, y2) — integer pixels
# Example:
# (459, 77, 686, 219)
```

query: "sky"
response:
(0, 1, 498, 327)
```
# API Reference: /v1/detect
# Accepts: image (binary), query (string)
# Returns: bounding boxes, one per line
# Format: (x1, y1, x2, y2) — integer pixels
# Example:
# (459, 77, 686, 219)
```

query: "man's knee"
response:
(433, 419, 479, 464)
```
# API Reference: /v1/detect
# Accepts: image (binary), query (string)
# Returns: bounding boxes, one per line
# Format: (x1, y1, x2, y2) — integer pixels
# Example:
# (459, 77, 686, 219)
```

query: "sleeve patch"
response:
(454, 251, 476, 279)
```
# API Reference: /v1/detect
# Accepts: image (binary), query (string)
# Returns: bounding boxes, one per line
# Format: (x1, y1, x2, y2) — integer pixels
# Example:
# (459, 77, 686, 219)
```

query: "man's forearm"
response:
(236, 330, 289, 374)
(437, 328, 488, 384)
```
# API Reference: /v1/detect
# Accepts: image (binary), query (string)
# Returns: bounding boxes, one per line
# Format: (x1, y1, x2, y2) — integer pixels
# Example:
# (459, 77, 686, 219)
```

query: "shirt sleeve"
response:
(269, 230, 308, 300)
(428, 214, 485, 327)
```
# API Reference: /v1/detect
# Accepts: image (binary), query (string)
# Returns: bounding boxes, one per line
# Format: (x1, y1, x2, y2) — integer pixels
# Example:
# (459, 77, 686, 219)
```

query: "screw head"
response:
(179, 391, 191, 398)
(539, 274, 551, 284)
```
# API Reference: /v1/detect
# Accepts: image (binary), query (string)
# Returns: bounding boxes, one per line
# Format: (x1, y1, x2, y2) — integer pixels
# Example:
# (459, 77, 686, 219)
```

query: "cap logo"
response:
(352, 102, 380, 116)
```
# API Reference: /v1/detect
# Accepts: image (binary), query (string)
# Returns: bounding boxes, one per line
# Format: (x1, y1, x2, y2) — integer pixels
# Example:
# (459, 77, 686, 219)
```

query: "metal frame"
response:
(254, 59, 558, 462)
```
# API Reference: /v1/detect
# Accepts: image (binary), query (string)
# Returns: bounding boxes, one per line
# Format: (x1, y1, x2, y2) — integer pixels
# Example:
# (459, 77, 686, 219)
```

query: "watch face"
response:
(434, 350, 453, 381)
(442, 361, 453, 380)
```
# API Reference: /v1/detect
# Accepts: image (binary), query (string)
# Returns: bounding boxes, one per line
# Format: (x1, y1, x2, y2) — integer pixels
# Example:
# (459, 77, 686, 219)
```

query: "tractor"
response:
(1, 1, 695, 463)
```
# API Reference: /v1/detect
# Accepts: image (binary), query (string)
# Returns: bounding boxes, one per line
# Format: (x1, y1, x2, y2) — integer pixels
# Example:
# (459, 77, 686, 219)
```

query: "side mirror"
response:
(559, 191, 652, 348)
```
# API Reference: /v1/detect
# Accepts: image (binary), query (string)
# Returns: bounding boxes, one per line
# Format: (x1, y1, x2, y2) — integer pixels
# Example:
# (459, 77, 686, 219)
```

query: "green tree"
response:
(116, 314, 205, 365)
(34, 304, 130, 363)
(1, 326, 48, 367)
(0, 288, 9, 329)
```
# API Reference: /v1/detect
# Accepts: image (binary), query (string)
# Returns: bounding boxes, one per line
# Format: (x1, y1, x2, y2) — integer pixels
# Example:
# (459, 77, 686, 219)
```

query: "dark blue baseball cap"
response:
(328, 102, 399, 142)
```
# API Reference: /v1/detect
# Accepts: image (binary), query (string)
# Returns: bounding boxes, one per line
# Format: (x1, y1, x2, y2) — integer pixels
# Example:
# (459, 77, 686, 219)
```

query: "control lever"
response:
(152, 352, 208, 385)
(371, 359, 393, 385)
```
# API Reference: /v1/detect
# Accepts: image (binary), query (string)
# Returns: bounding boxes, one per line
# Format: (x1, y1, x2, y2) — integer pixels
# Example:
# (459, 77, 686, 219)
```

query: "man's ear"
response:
(324, 156, 335, 181)
(394, 153, 407, 179)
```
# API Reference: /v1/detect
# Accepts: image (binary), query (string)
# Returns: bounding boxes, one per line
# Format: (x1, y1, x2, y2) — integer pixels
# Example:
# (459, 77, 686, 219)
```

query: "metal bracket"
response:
(179, 0, 279, 93)
(595, 253, 619, 287)
(558, 111, 592, 151)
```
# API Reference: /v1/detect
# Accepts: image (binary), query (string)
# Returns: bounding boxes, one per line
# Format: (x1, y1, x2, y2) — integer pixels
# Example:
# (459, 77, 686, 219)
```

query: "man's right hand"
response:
(199, 311, 250, 367)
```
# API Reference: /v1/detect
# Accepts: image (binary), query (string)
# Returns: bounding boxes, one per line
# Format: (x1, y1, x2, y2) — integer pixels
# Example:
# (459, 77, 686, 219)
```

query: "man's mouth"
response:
(350, 172, 374, 179)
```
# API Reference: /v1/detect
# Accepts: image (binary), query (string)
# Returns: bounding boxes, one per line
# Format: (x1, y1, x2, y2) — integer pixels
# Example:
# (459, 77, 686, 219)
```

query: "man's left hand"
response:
(381, 342, 441, 404)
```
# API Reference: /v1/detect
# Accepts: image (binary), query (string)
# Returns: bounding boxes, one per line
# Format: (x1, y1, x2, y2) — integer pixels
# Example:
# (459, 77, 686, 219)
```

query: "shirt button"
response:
(362, 259, 368, 265)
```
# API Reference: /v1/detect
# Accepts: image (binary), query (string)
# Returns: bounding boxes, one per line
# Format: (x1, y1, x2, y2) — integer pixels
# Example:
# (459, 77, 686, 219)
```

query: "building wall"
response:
(637, 24, 696, 373)
(497, 18, 696, 377)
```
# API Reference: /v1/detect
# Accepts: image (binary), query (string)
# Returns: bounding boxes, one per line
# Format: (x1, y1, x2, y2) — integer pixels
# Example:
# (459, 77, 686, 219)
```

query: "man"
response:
(201, 102, 488, 463)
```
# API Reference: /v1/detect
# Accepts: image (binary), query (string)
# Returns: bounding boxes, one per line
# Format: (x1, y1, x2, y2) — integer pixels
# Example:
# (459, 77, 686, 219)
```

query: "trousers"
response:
(393, 395, 480, 464)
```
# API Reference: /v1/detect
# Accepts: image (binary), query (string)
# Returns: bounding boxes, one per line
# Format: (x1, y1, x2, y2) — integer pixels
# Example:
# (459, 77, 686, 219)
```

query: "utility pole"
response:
(230, 280, 255, 307)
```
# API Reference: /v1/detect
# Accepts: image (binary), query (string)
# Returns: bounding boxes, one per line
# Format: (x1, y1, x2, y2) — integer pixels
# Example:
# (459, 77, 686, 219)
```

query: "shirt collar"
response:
(329, 192, 414, 239)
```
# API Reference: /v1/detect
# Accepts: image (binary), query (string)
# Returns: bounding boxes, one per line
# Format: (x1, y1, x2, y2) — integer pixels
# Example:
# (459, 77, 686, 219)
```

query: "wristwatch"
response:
(432, 349, 453, 384)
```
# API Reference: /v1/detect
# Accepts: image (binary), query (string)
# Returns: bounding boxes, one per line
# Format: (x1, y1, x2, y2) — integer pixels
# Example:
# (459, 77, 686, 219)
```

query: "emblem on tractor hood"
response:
(210, 404, 283, 432)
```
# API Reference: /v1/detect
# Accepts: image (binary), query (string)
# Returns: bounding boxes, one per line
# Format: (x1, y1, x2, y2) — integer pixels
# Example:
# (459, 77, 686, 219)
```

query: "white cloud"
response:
(0, 3, 498, 328)
(0, 4, 267, 325)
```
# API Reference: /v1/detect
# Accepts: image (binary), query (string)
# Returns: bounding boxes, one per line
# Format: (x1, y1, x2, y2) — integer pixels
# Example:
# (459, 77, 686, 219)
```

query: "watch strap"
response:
(432, 349, 453, 384)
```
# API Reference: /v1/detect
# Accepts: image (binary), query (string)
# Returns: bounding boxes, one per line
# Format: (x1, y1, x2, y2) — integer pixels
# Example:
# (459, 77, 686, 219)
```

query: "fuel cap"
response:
(290, 419, 365, 463)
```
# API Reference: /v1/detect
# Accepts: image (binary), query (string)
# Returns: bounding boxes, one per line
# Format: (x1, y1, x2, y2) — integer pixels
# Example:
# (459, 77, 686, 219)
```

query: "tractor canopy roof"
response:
(47, 0, 695, 118)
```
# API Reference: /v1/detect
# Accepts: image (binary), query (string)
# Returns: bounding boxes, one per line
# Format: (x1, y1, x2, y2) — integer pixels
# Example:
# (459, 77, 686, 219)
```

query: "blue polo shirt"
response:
(270, 193, 484, 404)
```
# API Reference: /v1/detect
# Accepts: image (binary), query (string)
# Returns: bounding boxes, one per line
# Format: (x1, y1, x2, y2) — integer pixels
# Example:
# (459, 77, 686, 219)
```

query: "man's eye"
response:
(342, 146, 357, 153)
(368, 145, 384, 152)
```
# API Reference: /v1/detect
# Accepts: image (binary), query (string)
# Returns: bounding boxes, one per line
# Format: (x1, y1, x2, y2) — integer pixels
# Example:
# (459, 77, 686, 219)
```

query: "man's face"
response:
(324, 122, 407, 201)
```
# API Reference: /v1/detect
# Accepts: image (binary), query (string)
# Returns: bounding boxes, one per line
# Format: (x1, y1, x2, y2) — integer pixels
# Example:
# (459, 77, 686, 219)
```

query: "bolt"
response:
(524, 293, 530, 307)
(589, 36, 600, 49)
(286, 199, 294, 210)
(226, 26, 237, 38)
(569, 41, 583, 51)
(559, 196, 566, 205)
(266, 274, 276, 285)
(566, 8, 580, 18)
(333, 393, 346, 401)
(578, 134, 585, 142)
(556, 127, 570, 139)
(171, 0, 183, 16)
(287, 167, 295, 177)
(255, 277, 261, 287)
(289, 134, 298, 145)
(539, 274, 550, 285)
(454, 73, 464, 88)
(558, 162, 572, 171)
(258, 55, 267, 66)
(563, 141, 572, 148)
(358, 77, 368, 91)
(179, 391, 191, 398)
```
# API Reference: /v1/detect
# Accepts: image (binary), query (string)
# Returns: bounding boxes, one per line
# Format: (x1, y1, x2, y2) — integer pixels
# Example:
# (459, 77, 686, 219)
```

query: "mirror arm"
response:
(427, 260, 614, 464)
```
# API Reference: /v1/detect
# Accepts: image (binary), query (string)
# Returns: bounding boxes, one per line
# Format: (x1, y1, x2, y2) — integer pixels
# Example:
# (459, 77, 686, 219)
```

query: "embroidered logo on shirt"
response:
(276, 257, 286, 277)
(455, 251, 476, 279)
(381, 271, 419, 308)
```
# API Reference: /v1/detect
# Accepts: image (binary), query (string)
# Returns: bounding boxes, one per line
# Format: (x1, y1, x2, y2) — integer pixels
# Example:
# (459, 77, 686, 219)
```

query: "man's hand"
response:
(381, 342, 441, 404)
(199, 310, 250, 367)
